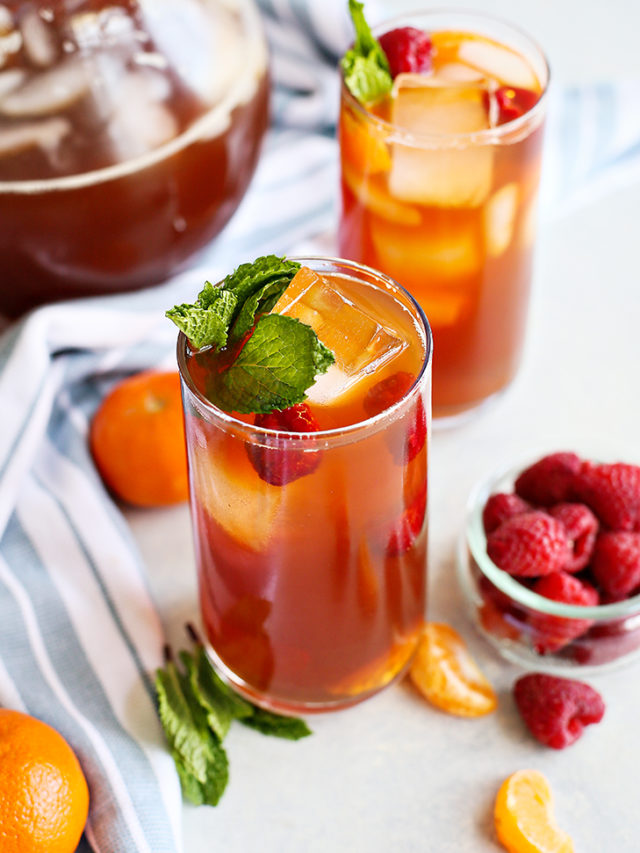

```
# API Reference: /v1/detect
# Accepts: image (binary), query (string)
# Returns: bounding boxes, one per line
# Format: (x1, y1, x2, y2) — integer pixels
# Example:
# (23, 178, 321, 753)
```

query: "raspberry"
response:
(387, 487, 426, 557)
(493, 86, 540, 124)
(549, 502, 598, 572)
(486, 511, 570, 577)
(513, 673, 605, 749)
(514, 452, 582, 506)
(363, 371, 426, 462)
(378, 26, 432, 78)
(572, 461, 640, 531)
(591, 531, 640, 600)
(530, 571, 599, 653)
(246, 403, 321, 486)
(482, 492, 531, 535)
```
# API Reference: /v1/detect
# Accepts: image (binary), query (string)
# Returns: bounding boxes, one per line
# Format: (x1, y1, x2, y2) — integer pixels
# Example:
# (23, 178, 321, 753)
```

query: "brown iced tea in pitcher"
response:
(339, 11, 548, 421)
(178, 258, 431, 712)
(0, 0, 268, 314)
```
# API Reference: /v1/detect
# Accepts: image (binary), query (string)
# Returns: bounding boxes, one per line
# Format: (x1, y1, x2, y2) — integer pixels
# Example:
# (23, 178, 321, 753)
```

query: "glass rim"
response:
(466, 458, 640, 622)
(177, 254, 433, 445)
(0, 0, 267, 194)
(341, 8, 551, 148)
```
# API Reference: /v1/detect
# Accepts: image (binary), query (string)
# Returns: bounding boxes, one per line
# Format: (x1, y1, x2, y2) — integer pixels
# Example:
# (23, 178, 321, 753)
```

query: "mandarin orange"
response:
(90, 370, 188, 507)
(0, 708, 89, 853)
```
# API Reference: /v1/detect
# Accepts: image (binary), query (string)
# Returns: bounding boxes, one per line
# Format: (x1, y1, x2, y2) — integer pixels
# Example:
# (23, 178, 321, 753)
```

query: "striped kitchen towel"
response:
(1, 1, 639, 851)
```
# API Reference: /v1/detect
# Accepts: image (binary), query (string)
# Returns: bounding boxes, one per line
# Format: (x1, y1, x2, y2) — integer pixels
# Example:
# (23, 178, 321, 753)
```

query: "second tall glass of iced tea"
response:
(339, 11, 549, 422)
(179, 257, 432, 713)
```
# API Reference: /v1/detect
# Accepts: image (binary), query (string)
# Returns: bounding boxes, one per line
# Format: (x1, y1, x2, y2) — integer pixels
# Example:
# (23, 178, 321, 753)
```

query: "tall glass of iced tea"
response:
(338, 11, 549, 423)
(178, 257, 432, 713)
(0, 0, 268, 315)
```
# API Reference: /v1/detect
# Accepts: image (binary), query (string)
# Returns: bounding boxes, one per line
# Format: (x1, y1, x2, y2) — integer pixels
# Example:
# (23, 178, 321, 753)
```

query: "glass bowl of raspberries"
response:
(458, 451, 640, 673)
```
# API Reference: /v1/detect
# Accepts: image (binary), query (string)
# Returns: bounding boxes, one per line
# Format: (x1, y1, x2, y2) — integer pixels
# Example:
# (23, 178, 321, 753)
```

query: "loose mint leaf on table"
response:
(155, 632, 311, 807)
(241, 707, 312, 741)
(155, 657, 229, 806)
(341, 0, 392, 104)
(209, 314, 335, 415)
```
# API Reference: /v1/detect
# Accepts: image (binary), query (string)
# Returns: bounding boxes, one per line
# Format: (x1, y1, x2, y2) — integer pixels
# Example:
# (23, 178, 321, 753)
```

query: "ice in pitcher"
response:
(274, 267, 407, 404)
(388, 74, 493, 208)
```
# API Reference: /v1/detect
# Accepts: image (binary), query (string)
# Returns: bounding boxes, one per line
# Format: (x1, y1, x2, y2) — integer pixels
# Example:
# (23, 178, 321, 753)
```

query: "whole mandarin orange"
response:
(90, 371, 188, 507)
(0, 708, 89, 853)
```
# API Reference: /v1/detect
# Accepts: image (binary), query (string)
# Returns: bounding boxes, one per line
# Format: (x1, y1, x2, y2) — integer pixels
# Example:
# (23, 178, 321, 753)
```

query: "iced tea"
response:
(178, 258, 431, 712)
(338, 11, 548, 420)
(0, 0, 268, 314)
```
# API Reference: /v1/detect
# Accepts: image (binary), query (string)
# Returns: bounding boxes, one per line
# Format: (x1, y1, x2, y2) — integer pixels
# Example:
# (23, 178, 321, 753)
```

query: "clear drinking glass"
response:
(178, 257, 432, 713)
(338, 11, 549, 423)
(0, 0, 269, 315)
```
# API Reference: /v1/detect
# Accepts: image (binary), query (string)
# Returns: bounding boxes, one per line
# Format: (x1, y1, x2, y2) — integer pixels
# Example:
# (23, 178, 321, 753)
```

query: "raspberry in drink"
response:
(0, 0, 268, 314)
(175, 257, 431, 712)
(339, 9, 549, 421)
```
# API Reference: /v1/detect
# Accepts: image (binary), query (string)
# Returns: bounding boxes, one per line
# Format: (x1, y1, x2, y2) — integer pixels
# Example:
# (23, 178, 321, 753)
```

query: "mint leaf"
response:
(184, 647, 252, 741)
(228, 276, 293, 345)
(222, 255, 301, 305)
(209, 314, 335, 414)
(155, 659, 229, 806)
(341, 0, 392, 104)
(241, 707, 312, 741)
(166, 288, 237, 350)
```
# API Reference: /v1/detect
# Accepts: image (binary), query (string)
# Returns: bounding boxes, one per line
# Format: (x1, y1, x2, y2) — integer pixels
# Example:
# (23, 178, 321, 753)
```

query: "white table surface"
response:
(126, 1, 640, 850)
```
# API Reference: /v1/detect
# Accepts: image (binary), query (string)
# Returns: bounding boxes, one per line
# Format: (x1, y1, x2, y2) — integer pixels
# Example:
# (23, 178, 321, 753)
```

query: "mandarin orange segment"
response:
(340, 109, 391, 175)
(409, 622, 497, 716)
(495, 770, 575, 853)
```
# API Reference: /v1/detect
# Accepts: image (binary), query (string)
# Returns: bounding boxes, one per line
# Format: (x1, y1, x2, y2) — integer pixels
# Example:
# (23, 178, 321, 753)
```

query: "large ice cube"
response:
(273, 267, 407, 405)
(0, 68, 25, 99)
(106, 71, 177, 160)
(457, 39, 539, 90)
(370, 217, 480, 327)
(0, 57, 90, 116)
(389, 74, 493, 208)
(20, 9, 57, 68)
(0, 116, 69, 159)
(484, 182, 519, 257)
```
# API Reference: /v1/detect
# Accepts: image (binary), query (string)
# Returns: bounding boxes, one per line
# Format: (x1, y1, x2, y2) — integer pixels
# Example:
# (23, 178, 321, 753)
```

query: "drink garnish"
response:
(166, 255, 335, 414)
(341, 0, 392, 105)
(155, 625, 311, 807)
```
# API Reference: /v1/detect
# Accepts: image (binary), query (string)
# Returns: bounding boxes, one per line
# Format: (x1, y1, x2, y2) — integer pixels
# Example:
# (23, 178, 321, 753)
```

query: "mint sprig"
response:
(166, 255, 335, 414)
(341, 0, 392, 104)
(154, 628, 311, 807)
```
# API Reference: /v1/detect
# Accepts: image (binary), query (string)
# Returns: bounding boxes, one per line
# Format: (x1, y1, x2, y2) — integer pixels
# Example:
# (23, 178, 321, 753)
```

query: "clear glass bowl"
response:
(457, 460, 640, 674)
(0, 0, 269, 315)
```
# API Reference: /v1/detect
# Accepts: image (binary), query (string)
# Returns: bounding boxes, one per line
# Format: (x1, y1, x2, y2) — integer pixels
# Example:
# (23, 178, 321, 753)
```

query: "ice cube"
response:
(106, 72, 177, 160)
(0, 57, 90, 116)
(0, 6, 12, 34)
(0, 116, 69, 159)
(21, 10, 58, 67)
(484, 182, 519, 257)
(434, 63, 486, 84)
(0, 28, 21, 67)
(457, 38, 539, 90)
(190, 438, 283, 551)
(0, 68, 26, 98)
(389, 74, 493, 208)
(518, 192, 539, 250)
(273, 267, 407, 405)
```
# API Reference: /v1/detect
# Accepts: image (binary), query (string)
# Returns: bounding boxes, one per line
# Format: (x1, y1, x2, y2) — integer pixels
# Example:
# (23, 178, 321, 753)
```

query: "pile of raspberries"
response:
(481, 452, 640, 657)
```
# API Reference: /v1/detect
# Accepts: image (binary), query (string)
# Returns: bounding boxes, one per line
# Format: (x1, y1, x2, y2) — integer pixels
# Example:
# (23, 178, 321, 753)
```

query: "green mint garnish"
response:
(210, 314, 334, 415)
(166, 255, 335, 415)
(341, 0, 392, 104)
(154, 629, 311, 807)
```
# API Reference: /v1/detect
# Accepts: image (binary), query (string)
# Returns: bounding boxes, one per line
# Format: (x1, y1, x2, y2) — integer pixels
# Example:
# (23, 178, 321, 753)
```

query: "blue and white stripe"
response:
(0, 1, 639, 851)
